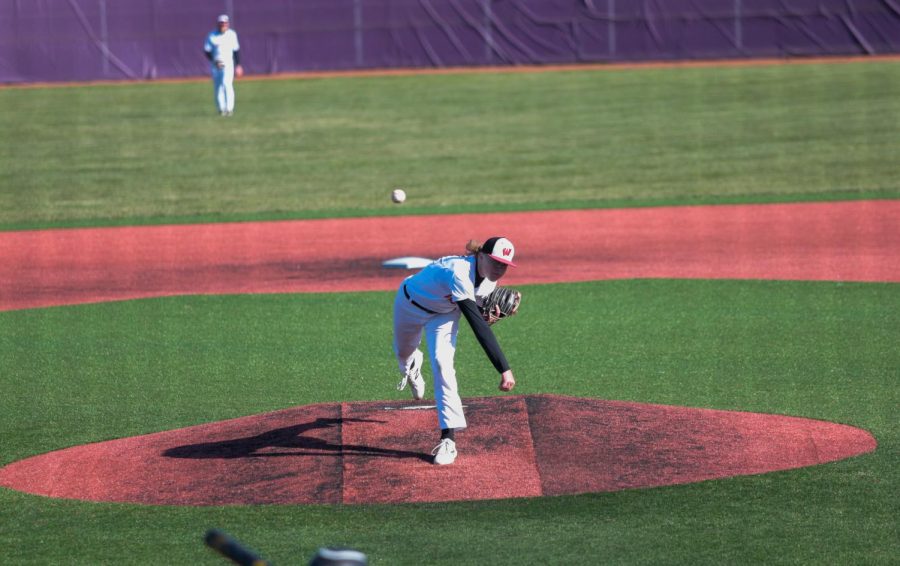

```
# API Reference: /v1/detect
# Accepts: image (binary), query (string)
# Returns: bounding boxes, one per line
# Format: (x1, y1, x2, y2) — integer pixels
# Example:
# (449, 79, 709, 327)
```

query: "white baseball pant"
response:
(211, 64, 235, 113)
(393, 287, 467, 430)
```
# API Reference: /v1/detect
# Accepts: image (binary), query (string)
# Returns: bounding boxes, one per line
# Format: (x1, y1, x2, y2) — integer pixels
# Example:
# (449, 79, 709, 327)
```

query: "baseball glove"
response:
(480, 287, 522, 325)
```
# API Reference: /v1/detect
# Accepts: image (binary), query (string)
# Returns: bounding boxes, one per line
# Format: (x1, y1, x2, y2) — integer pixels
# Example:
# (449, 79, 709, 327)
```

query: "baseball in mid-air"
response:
(391, 188, 407, 204)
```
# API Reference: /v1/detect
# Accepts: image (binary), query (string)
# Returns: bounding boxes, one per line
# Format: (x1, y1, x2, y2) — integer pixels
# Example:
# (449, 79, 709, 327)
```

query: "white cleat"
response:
(397, 350, 425, 400)
(431, 438, 457, 465)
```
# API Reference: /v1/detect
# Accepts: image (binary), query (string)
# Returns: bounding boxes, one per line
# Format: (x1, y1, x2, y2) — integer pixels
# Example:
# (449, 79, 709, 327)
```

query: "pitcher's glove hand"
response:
(480, 287, 522, 325)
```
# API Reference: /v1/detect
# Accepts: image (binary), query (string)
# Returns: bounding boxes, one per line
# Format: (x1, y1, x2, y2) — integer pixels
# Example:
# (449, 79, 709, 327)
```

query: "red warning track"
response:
(1, 200, 898, 312)
(4, 53, 898, 91)
(0, 395, 876, 506)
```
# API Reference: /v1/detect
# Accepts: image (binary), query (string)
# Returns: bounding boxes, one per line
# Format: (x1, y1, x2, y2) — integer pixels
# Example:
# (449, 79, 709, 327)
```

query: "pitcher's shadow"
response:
(162, 417, 431, 462)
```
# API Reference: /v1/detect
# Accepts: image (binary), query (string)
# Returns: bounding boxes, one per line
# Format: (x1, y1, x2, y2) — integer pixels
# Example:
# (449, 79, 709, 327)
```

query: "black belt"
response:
(403, 285, 438, 314)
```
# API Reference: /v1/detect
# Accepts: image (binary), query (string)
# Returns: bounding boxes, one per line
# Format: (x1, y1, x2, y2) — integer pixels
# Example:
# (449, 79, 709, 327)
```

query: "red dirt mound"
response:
(0, 395, 875, 506)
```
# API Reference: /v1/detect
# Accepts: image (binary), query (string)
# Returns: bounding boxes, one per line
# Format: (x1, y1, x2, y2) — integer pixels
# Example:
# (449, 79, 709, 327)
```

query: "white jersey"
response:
(204, 29, 240, 66)
(404, 255, 497, 314)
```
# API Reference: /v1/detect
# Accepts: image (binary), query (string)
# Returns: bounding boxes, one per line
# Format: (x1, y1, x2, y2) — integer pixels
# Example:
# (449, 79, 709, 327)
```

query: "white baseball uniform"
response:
(204, 27, 240, 114)
(393, 255, 499, 430)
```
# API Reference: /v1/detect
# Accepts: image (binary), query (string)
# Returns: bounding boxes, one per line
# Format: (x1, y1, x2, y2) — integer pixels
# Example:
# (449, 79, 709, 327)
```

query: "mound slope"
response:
(0, 395, 875, 505)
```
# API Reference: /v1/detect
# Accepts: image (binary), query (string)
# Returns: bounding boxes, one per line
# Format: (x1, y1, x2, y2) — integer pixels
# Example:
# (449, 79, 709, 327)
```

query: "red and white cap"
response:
(482, 236, 516, 266)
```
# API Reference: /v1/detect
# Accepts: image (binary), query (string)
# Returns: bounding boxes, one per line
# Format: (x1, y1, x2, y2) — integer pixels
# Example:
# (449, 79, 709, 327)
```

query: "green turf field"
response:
(1, 60, 898, 564)
(0, 61, 898, 230)
(0, 282, 897, 564)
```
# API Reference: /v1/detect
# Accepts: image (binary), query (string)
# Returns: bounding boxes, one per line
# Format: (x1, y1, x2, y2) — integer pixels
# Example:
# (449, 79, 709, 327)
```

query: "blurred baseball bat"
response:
(204, 529, 272, 566)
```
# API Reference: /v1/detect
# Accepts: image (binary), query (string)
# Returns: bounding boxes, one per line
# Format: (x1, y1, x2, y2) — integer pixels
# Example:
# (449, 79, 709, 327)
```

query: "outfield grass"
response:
(0, 281, 896, 564)
(1, 60, 898, 229)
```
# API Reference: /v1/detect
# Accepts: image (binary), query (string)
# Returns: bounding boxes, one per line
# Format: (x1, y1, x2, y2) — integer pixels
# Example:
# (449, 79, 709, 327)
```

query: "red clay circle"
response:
(0, 395, 876, 505)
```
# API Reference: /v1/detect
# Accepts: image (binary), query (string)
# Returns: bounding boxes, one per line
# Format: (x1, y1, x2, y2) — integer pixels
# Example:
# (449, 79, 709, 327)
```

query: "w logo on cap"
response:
(484, 236, 516, 267)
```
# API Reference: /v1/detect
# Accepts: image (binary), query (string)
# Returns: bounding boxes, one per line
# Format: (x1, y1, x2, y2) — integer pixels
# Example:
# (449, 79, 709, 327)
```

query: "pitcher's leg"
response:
(426, 312, 466, 430)
(392, 290, 425, 372)
(392, 289, 427, 399)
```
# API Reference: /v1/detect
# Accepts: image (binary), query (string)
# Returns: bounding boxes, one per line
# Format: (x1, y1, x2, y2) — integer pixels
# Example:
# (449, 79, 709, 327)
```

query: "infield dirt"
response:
(1, 200, 898, 312)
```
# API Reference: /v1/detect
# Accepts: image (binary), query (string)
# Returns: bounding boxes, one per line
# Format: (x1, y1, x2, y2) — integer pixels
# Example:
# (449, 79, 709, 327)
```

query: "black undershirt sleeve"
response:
(204, 50, 213, 61)
(233, 50, 240, 65)
(458, 299, 510, 374)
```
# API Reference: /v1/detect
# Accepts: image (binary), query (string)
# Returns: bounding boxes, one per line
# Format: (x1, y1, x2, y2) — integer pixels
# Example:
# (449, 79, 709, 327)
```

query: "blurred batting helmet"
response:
(309, 547, 368, 566)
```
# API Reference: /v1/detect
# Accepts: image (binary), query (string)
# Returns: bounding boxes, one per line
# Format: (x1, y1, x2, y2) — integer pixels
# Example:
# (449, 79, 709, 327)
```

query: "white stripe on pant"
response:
(392, 285, 467, 430)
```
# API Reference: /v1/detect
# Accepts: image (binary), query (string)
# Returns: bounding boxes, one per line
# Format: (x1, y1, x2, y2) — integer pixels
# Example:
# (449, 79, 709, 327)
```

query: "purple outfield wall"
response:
(2, 0, 899, 84)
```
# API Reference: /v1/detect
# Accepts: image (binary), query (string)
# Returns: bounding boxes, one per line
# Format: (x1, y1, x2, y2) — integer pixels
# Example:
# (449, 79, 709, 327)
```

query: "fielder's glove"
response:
(479, 287, 522, 325)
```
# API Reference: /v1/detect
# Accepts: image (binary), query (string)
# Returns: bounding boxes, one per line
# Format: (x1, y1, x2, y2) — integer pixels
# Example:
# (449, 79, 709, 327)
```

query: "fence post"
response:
(355, 0, 364, 67)
(99, 0, 109, 75)
(483, 0, 493, 64)
(608, 0, 616, 57)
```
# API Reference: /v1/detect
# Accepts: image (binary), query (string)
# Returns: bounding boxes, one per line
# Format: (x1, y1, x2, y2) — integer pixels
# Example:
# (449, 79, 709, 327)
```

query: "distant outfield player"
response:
(204, 14, 243, 116)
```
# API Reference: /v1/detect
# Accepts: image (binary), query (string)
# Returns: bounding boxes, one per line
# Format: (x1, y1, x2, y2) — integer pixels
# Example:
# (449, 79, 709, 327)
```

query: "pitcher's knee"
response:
(431, 353, 456, 381)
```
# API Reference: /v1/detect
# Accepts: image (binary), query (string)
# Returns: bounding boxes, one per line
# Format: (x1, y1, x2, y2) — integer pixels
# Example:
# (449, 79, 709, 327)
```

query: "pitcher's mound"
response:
(0, 395, 875, 506)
